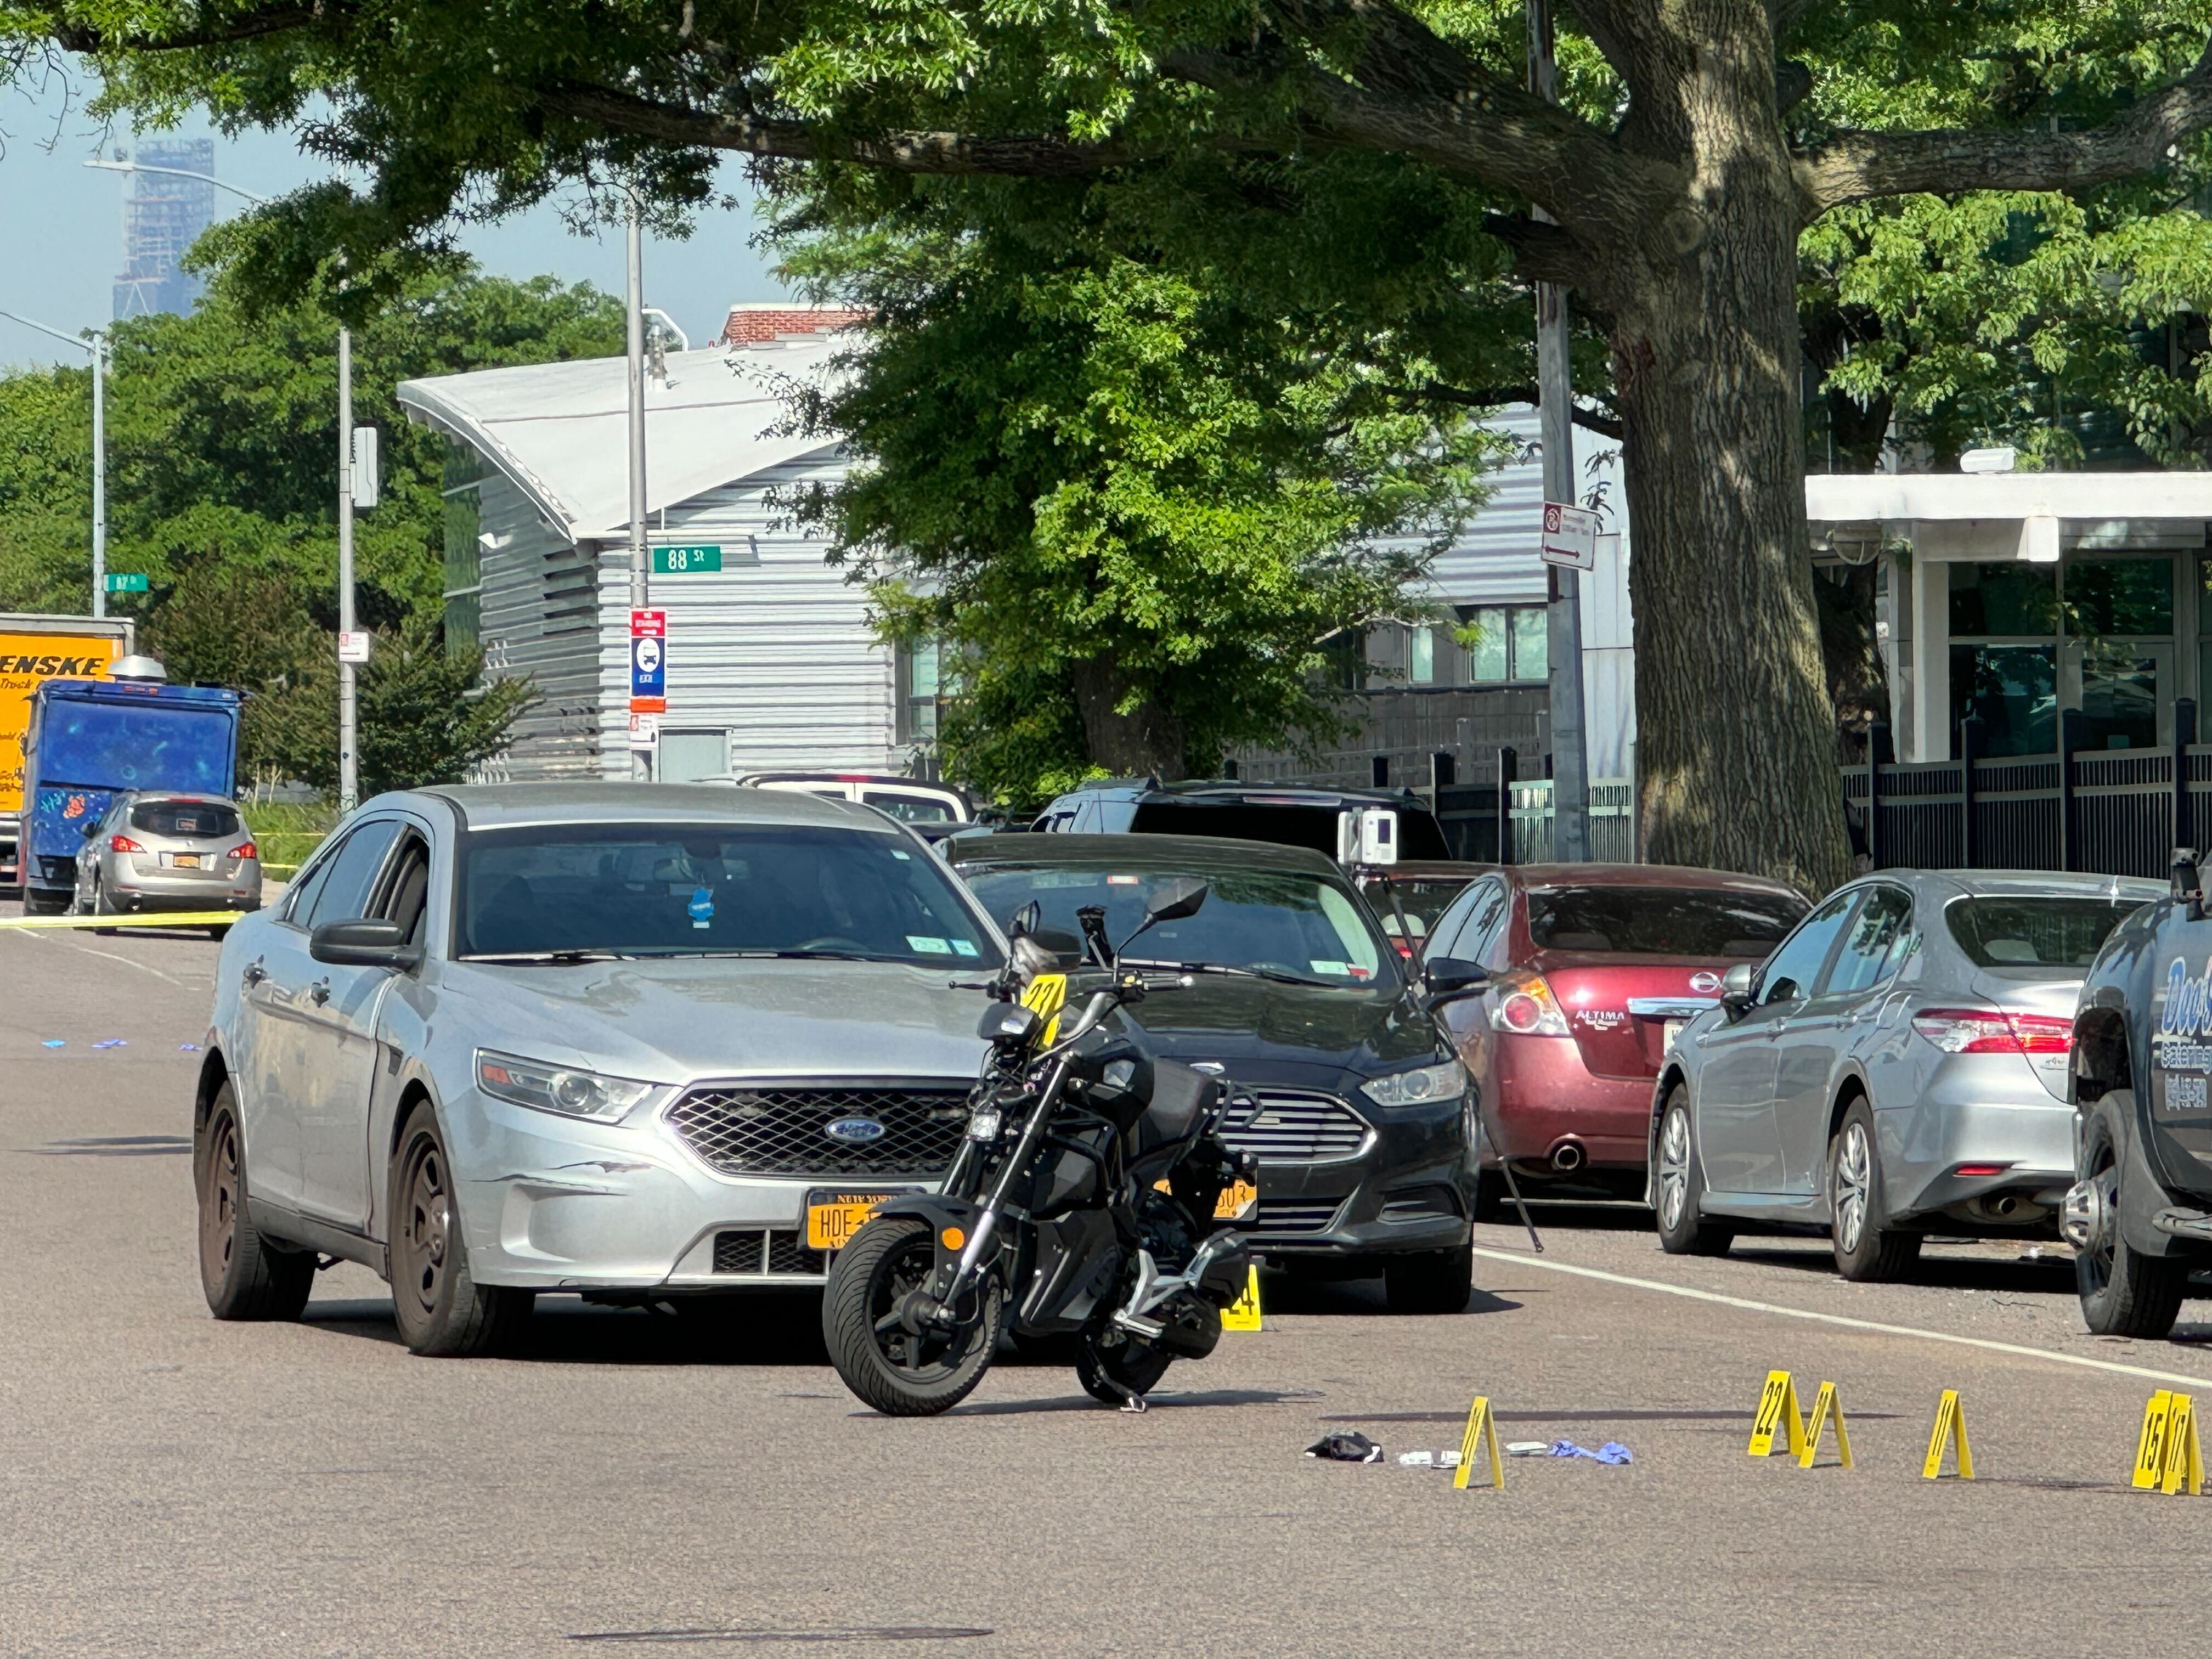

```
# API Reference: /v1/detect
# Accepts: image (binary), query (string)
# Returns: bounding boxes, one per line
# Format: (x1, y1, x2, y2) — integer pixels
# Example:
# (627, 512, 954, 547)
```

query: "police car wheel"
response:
(2076, 1093, 2190, 1340)
(196, 1080, 314, 1321)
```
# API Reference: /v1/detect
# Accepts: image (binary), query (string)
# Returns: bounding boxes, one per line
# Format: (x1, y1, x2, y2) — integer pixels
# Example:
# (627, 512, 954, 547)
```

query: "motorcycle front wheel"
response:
(823, 1216, 1002, 1416)
(1075, 1335, 1174, 1408)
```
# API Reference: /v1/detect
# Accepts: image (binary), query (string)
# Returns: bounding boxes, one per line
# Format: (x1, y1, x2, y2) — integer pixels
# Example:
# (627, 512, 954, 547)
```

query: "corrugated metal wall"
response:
(476, 470, 602, 780)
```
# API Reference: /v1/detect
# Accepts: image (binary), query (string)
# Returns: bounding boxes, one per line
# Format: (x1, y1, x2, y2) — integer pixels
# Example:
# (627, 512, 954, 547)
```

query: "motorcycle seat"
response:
(1131, 1059, 1223, 1158)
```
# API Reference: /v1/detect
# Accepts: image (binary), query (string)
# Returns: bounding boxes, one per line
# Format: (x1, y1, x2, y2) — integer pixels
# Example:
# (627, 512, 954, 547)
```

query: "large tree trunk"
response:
(1605, 16, 1852, 896)
(1069, 655, 1188, 778)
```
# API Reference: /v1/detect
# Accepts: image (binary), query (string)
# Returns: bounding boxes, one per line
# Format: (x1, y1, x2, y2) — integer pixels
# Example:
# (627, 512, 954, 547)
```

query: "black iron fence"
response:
(1848, 702, 2202, 879)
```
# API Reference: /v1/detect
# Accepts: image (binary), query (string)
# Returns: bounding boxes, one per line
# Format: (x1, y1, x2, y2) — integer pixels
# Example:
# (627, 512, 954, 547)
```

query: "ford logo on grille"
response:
(825, 1116, 888, 1144)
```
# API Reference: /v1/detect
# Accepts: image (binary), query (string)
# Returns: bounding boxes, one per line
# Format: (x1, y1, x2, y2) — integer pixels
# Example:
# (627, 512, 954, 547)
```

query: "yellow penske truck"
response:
(0, 613, 133, 898)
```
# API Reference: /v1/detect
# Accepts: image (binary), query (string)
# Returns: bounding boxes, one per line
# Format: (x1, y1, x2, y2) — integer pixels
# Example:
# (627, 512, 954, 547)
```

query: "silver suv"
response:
(74, 791, 262, 934)
(193, 783, 1000, 1356)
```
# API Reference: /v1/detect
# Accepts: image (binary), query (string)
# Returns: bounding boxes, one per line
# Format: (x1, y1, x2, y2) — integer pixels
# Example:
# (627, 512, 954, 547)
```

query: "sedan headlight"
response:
(475, 1048, 667, 1122)
(1361, 1059, 1468, 1108)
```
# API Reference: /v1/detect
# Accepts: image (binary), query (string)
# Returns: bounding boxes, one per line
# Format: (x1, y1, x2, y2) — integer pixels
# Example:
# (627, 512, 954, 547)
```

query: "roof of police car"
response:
(946, 831, 1339, 876)
(414, 782, 888, 832)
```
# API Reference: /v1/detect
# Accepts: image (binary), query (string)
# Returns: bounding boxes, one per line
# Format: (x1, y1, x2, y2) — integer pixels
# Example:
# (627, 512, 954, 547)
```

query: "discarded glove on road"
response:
(1305, 1431, 1385, 1463)
(1547, 1439, 1633, 1464)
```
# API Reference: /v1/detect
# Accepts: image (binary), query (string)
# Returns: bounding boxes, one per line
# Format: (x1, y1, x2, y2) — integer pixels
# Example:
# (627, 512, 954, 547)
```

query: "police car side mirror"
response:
(1719, 962, 1756, 1017)
(310, 918, 422, 972)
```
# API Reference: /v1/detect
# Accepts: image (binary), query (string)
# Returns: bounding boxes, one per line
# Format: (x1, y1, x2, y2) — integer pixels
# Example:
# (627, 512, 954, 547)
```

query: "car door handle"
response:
(242, 961, 267, 988)
(309, 979, 331, 1006)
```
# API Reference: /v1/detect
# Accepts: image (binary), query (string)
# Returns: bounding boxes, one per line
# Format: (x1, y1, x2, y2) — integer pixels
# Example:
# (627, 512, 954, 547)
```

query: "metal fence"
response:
(1505, 778, 1637, 864)
(1846, 707, 2202, 879)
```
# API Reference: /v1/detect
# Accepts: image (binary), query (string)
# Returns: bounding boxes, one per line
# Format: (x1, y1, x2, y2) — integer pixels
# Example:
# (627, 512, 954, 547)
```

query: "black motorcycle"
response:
(823, 879, 1260, 1416)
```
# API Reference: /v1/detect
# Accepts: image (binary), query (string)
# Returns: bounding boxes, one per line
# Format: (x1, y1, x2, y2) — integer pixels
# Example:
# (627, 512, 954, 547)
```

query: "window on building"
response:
(442, 439, 486, 658)
(897, 639, 943, 744)
(1408, 624, 1437, 686)
(1458, 606, 1550, 684)
(658, 731, 729, 783)
(1319, 629, 1366, 691)
(1949, 556, 2173, 757)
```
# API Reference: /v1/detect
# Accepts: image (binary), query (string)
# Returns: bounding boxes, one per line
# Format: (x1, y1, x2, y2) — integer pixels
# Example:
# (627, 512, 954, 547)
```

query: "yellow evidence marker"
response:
(1020, 972, 1069, 1043)
(1921, 1389, 1974, 1480)
(1220, 1265, 1263, 1333)
(2136, 1390, 2205, 1496)
(1747, 1370, 1808, 1459)
(1453, 1394, 1505, 1491)
(1797, 1380, 1853, 1470)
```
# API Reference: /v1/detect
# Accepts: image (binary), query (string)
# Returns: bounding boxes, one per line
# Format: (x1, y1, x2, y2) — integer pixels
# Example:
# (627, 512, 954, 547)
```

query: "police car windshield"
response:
(456, 823, 1001, 967)
(959, 862, 1397, 988)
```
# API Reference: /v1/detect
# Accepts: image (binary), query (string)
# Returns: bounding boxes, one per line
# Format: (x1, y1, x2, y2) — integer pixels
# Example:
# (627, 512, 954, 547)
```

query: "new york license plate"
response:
(1214, 1178, 1260, 1222)
(804, 1189, 909, 1252)
(170, 853, 202, 868)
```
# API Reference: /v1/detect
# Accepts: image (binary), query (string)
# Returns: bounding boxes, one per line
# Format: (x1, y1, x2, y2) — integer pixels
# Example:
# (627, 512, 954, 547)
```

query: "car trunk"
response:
(1968, 970, 2084, 1102)
(1533, 952, 1751, 1081)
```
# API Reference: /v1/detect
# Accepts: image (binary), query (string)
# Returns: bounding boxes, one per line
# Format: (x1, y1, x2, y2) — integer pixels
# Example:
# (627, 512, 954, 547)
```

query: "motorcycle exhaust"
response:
(1548, 1138, 1586, 1174)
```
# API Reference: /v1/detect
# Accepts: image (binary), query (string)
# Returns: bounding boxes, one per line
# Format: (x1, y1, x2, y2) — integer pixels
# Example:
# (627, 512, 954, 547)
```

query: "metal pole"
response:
(625, 195, 651, 782)
(1530, 0, 1590, 863)
(91, 335, 106, 619)
(337, 326, 358, 813)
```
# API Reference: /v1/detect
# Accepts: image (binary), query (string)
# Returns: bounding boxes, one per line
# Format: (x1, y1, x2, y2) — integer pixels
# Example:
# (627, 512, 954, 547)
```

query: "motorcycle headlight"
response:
(966, 1108, 1003, 1142)
(1361, 1058, 1469, 1108)
(475, 1048, 668, 1122)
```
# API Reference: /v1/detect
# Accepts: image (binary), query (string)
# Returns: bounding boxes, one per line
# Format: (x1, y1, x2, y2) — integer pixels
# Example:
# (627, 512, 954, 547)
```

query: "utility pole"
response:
(0, 311, 106, 617)
(625, 194, 652, 783)
(337, 325, 359, 813)
(1530, 0, 1590, 862)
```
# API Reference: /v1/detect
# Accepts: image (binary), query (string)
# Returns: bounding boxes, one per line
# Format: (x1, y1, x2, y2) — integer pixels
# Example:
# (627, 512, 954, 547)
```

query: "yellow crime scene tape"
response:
(0, 910, 243, 930)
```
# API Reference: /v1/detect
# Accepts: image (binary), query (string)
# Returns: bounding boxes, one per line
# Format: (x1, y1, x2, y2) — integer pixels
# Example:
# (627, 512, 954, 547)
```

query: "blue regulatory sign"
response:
(631, 634, 665, 701)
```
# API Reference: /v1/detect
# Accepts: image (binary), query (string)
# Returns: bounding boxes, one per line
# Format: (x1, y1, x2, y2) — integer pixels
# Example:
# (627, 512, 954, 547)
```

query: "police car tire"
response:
(389, 1102, 533, 1358)
(196, 1080, 314, 1322)
(1470, 1167, 1508, 1224)
(1384, 1244, 1475, 1313)
(2077, 1094, 2190, 1340)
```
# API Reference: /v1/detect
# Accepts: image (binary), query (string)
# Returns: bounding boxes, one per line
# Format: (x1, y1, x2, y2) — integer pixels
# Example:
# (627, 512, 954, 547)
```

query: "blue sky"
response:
(0, 64, 793, 369)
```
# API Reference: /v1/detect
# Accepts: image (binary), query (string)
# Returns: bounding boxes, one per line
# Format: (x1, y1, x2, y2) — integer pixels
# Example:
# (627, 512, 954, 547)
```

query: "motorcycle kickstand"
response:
(1109, 1379, 1148, 1414)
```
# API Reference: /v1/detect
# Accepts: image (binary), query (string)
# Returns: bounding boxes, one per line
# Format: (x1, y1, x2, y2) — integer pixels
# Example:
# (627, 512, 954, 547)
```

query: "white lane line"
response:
(1470, 1243, 2212, 1391)
(53, 940, 187, 986)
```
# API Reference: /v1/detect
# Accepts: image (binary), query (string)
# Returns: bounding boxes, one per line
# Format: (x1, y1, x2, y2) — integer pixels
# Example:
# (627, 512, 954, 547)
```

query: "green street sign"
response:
(103, 573, 150, 593)
(652, 545, 722, 574)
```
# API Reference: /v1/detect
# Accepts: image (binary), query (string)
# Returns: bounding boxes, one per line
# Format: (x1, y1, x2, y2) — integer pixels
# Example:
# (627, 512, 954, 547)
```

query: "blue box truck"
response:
(19, 677, 242, 914)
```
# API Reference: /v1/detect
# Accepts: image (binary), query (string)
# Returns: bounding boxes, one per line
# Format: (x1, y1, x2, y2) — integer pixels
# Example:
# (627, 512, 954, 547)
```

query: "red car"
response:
(1420, 864, 1809, 1212)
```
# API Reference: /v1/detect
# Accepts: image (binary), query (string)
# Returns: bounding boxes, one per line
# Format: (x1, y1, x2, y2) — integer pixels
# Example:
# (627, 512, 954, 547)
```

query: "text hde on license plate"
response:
(804, 1189, 912, 1251)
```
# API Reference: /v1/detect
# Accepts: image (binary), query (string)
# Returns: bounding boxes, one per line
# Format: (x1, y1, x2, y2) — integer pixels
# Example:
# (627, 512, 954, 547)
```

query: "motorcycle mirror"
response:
(1008, 899, 1042, 940)
(1142, 877, 1209, 928)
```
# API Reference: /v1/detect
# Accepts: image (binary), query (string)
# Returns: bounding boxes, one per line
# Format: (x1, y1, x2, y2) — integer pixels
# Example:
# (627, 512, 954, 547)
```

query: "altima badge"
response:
(824, 1117, 888, 1143)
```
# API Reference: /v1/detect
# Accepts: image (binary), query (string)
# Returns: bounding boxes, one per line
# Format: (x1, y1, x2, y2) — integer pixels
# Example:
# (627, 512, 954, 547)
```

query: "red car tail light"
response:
(1489, 970, 1571, 1036)
(232, 841, 258, 861)
(1912, 1008, 2075, 1056)
(109, 834, 145, 853)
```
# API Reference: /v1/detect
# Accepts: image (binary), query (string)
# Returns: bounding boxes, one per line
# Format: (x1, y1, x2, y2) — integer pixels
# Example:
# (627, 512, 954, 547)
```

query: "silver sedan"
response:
(193, 784, 1002, 1356)
(1647, 869, 2163, 1280)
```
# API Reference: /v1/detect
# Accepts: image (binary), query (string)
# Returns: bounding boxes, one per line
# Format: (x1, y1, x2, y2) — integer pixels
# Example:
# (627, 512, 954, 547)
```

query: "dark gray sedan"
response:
(1649, 869, 2162, 1280)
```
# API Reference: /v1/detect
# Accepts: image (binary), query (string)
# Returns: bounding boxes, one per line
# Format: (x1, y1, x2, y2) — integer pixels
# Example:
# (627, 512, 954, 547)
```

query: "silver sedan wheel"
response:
(1832, 1120, 1873, 1255)
(1656, 1107, 1692, 1232)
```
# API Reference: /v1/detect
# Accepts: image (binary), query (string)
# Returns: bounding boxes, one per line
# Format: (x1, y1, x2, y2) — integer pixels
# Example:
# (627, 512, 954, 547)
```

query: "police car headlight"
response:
(1361, 1059, 1469, 1108)
(476, 1048, 668, 1122)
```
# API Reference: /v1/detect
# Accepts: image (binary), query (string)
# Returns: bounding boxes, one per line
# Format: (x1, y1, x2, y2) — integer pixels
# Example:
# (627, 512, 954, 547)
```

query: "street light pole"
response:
(0, 309, 107, 617)
(1528, 0, 1591, 862)
(87, 161, 367, 808)
(625, 194, 651, 783)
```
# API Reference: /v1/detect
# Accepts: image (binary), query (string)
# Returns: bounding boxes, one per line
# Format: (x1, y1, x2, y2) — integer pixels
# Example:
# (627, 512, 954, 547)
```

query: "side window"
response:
(372, 832, 434, 946)
(1823, 885, 1914, 996)
(1471, 884, 1514, 966)
(281, 844, 340, 926)
(1757, 891, 1860, 1006)
(303, 820, 407, 930)
(1431, 878, 1503, 963)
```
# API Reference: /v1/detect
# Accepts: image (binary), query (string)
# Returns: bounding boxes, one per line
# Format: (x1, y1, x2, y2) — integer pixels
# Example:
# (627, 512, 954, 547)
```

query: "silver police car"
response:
(193, 784, 1000, 1355)
(1649, 869, 2162, 1281)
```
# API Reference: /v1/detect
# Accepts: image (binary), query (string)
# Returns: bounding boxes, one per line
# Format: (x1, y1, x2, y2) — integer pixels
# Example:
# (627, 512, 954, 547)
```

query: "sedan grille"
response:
(1254, 1199, 1346, 1237)
(666, 1083, 971, 1177)
(1217, 1090, 1372, 1164)
(711, 1229, 828, 1278)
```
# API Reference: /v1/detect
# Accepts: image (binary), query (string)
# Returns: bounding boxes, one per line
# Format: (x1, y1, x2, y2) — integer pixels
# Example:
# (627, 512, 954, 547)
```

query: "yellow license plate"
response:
(806, 1194, 892, 1252)
(171, 853, 202, 868)
(1214, 1178, 1259, 1222)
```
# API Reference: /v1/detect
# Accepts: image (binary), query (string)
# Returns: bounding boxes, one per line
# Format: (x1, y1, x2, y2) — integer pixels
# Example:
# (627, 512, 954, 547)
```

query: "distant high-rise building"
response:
(112, 139, 216, 320)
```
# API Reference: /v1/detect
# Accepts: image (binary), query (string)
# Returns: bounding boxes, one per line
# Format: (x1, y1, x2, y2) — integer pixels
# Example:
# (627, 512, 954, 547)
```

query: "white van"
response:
(702, 771, 972, 827)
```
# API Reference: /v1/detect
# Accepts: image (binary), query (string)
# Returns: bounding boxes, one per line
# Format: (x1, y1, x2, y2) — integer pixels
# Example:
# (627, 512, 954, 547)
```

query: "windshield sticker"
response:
(907, 935, 955, 955)
(1108, 874, 1141, 885)
(1311, 960, 1350, 977)
(687, 885, 715, 930)
(950, 939, 979, 958)
(891, 849, 911, 860)
(1025, 871, 1102, 889)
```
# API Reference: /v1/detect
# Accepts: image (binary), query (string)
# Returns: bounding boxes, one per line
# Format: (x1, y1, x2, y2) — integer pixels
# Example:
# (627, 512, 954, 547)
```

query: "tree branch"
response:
(1798, 35, 2212, 213)
(49, 5, 325, 54)
(1384, 381, 1624, 438)
(540, 81, 1126, 176)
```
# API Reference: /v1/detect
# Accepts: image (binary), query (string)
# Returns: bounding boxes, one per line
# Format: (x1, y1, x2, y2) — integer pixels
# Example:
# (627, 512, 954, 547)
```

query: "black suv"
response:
(949, 832, 1480, 1312)
(1028, 778, 1452, 862)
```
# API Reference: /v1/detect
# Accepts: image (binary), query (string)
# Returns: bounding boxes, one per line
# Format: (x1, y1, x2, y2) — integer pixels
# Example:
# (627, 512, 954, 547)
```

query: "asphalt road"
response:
(9, 910, 2212, 1657)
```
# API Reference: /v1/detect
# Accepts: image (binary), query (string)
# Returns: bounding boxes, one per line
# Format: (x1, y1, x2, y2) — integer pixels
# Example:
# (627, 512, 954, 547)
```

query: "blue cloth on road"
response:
(1547, 1438, 1633, 1464)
